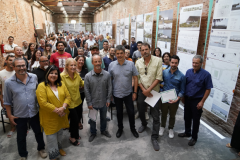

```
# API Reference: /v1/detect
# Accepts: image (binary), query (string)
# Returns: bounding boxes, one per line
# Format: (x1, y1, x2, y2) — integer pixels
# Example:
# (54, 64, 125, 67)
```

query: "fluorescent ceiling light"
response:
(57, 1, 63, 7)
(71, 20, 76, 24)
(83, 3, 89, 8)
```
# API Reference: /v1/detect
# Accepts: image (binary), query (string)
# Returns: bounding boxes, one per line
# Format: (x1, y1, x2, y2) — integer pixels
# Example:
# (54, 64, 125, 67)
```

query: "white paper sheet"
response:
(161, 89, 178, 103)
(88, 108, 98, 122)
(144, 90, 162, 107)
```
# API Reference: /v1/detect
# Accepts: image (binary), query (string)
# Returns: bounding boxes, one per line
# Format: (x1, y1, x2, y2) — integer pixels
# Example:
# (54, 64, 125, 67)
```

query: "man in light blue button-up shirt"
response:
(3, 58, 47, 159)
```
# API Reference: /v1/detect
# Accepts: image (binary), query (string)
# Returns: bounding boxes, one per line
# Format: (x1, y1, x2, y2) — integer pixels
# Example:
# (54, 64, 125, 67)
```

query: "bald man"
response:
(14, 46, 29, 69)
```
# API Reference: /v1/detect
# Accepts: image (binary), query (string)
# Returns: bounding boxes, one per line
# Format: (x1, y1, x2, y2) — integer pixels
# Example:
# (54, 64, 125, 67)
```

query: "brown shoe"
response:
(59, 149, 66, 156)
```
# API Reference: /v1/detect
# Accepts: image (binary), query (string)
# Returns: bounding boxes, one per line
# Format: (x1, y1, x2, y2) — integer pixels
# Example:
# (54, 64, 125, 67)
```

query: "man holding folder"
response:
(159, 55, 186, 139)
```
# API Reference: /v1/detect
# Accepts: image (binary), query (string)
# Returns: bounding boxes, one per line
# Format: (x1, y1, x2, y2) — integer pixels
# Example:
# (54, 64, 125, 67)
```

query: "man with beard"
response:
(103, 47, 117, 71)
(159, 55, 186, 139)
(32, 56, 49, 83)
(3, 58, 47, 160)
(50, 41, 72, 72)
(135, 43, 163, 151)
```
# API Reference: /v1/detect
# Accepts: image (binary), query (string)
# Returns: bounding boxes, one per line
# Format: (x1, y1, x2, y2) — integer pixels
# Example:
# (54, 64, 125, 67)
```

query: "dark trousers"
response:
(114, 93, 136, 130)
(79, 92, 85, 123)
(184, 97, 203, 140)
(137, 89, 160, 140)
(15, 112, 45, 157)
(89, 106, 107, 135)
(69, 106, 80, 139)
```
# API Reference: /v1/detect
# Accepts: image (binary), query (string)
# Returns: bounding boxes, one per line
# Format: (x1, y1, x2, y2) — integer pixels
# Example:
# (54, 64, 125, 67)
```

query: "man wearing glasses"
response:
(135, 43, 163, 151)
(4, 36, 18, 57)
(32, 56, 49, 83)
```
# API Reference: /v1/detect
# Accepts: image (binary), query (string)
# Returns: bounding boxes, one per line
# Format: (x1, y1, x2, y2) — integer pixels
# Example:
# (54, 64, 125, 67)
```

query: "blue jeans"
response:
(88, 106, 107, 135)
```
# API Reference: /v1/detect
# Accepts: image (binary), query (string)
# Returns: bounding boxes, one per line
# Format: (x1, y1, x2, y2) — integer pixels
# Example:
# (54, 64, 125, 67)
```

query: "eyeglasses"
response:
(15, 65, 26, 69)
(145, 67, 147, 75)
(41, 60, 49, 63)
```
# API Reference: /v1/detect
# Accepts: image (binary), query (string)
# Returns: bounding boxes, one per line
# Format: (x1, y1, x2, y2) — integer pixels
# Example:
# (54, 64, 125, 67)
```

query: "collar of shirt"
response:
(64, 72, 78, 79)
(142, 55, 153, 67)
(192, 68, 202, 73)
(11, 73, 32, 85)
(91, 69, 103, 76)
(117, 59, 127, 65)
(168, 67, 179, 75)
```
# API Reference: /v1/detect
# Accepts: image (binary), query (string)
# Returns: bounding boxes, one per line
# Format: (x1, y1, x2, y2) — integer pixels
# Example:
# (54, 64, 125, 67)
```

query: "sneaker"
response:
(38, 149, 48, 158)
(151, 139, 160, 151)
(159, 127, 165, 136)
(135, 112, 139, 119)
(169, 129, 174, 139)
(145, 112, 149, 120)
(89, 134, 96, 142)
(101, 131, 111, 138)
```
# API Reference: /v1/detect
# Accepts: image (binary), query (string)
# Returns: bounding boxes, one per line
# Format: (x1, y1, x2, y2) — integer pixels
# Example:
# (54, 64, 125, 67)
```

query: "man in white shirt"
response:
(99, 41, 109, 57)
(0, 55, 16, 138)
(65, 36, 70, 46)
(4, 36, 18, 57)
(86, 34, 96, 48)
(22, 41, 28, 55)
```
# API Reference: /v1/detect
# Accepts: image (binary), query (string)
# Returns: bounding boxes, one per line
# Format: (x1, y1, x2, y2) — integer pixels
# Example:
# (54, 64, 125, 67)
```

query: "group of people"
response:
(0, 31, 239, 160)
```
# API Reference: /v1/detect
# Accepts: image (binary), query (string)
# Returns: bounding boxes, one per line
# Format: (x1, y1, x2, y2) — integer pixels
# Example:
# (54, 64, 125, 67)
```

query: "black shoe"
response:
(116, 129, 123, 138)
(178, 132, 191, 138)
(151, 139, 160, 151)
(188, 138, 197, 146)
(101, 131, 111, 138)
(138, 126, 146, 133)
(106, 117, 111, 122)
(131, 129, 139, 138)
(89, 134, 96, 142)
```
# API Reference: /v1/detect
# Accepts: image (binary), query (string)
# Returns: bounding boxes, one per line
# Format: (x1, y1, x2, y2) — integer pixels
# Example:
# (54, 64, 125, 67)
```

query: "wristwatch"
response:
(63, 106, 66, 110)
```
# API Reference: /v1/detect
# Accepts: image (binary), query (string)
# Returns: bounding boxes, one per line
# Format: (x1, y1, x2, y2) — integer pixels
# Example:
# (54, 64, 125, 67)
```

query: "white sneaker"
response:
(145, 112, 149, 120)
(169, 129, 174, 138)
(39, 149, 48, 158)
(135, 112, 139, 119)
(159, 127, 165, 136)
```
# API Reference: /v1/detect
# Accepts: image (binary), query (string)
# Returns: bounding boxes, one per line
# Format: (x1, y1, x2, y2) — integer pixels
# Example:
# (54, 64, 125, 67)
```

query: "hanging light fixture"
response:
(82, 8, 86, 11)
(63, 10, 66, 14)
(60, 7, 65, 11)
(83, 3, 89, 8)
(57, 1, 63, 7)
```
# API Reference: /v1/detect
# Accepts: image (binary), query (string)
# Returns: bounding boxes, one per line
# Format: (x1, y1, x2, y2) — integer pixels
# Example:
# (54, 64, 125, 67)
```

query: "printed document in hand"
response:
(144, 90, 162, 107)
(88, 108, 98, 122)
(161, 89, 177, 103)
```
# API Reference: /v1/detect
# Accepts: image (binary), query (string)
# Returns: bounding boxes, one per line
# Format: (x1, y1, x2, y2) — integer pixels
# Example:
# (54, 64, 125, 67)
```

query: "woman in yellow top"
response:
(60, 58, 84, 146)
(36, 65, 71, 160)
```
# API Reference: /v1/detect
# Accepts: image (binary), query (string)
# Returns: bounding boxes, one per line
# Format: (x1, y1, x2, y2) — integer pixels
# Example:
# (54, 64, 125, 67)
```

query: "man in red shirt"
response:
(50, 41, 72, 72)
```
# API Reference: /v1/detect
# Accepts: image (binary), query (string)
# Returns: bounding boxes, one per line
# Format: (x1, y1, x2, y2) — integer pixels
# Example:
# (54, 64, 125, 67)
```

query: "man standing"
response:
(75, 34, 82, 48)
(32, 56, 49, 84)
(159, 55, 186, 139)
(98, 35, 107, 50)
(4, 36, 18, 56)
(14, 46, 28, 70)
(130, 37, 138, 58)
(178, 55, 213, 146)
(86, 34, 96, 47)
(103, 47, 117, 71)
(3, 58, 47, 160)
(132, 41, 142, 63)
(100, 41, 109, 57)
(108, 45, 139, 138)
(135, 43, 163, 151)
(38, 39, 45, 53)
(22, 41, 28, 54)
(84, 54, 112, 142)
(65, 40, 78, 58)
(65, 36, 70, 46)
(0, 55, 16, 138)
(50, 41, 72, 72)
(85, 45, 105, 72)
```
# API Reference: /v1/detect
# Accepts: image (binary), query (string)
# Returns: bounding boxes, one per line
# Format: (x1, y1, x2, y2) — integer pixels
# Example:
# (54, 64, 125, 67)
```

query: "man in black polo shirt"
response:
(75, 34, 81, 48)
(32, 56, 49, 84)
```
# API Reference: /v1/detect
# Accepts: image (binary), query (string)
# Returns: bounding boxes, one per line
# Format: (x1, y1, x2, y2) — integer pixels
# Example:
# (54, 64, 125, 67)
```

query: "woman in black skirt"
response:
(226, 111, 240, 157)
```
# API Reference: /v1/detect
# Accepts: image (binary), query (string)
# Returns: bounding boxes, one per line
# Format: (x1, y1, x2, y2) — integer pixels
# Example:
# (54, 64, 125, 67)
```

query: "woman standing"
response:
(25, 43, 36, 60)
(29, 50, 43, 71)
(153, 47, 162, 57)
(162, 52, 171, 70)
(44, 44, 53, 60)
(83, 43, 89, 57)
(51, 36, 57, 52)
(36, 65, 71, 160)
(61, 58, 84, 146)
(75, 55, 88, 130)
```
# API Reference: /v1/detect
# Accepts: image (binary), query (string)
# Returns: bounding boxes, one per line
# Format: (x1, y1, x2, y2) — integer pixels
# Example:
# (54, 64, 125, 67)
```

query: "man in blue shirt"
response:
(108, 45, 139, 139)
(74, 34, 81, 48)
(130, 37, 138, 58)
(103, 47, 117, 71)
(178, 55, 213, 146)
(3, 58, 47, 160)
(159, 55, 186, 139)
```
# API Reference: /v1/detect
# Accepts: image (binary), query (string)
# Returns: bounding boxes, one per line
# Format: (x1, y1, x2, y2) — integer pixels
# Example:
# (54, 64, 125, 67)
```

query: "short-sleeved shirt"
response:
(4, 43, 18, 55)
(108, 60, 139, 98)
(185, 68, 213, 98)
(0, 69, 15, 95)
(75, 38, 81, 48)
(98, 39, 107, 50)
(100, 49, 109, 57)
(132, 50, 142, 63)
(86, 39, 96, 47)
(85, 57, 105, 72)
(3, 73, 39, 118)
(103, 55, 117, 71)
(50, 52, 72, 72)
(135, 55, 163, 92)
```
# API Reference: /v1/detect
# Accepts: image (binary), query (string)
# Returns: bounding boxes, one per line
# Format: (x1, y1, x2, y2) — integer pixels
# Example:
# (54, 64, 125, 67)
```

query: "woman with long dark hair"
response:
(153, 47, 162, 57)
(25, 43, 36, 60)
(44, 44, 52, 60)
(29, 50, 43, 71)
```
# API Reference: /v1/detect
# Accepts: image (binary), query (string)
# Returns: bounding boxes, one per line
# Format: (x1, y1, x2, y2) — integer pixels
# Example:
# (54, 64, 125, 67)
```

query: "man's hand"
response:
(132, 93, 137, 101)
(88, 106, 93, 110)
(142, 89, 153, 97)
(169, 97, 180, 104)
(9, 115, 18, 126)
(106, 103, 110, 107)
(197, 101, 204, 110)
(181, 97, 185, 104)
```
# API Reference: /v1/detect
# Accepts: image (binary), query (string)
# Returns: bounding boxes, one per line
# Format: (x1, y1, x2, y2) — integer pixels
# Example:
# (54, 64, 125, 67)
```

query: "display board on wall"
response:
(116, 20, 120, 45)
(106, 21, 113, 37)
(86, 23, 92, 32)
(157, 9, 174, 53)
(136, 14, 144, 42)
(203, 0, 240, 122)
(124, 17, 129, 44)
(58, 23, 64, 32)
(131, 16, 137, 39)
(144, 13, 153, 46)
(80, 23, 85, 32)
(69, 24, 75, 34)
(177, 4, 203, 75)
(120, 19, 125, 44)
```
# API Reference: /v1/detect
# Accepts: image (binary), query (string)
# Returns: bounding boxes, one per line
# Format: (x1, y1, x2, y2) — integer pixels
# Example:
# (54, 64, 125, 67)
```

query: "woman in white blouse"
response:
(28, 49, 43, 71)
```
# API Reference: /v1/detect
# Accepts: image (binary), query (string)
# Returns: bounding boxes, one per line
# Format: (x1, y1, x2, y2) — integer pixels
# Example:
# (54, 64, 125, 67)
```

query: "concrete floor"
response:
(0, 100, 240, 160)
